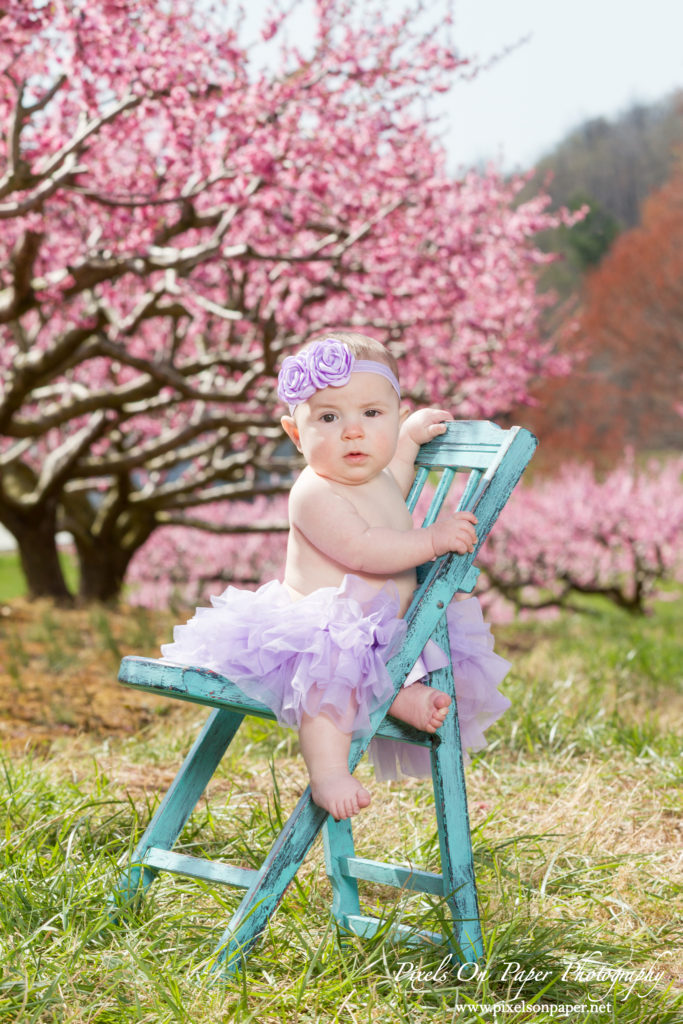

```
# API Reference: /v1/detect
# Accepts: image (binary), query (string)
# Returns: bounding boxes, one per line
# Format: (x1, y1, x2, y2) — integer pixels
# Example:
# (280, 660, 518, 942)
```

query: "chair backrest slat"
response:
(415, 419, 509, 472)
(458, 468, 484, 512)
(421, 466, 456, 527)
(407, 422, 525, 535)
(406, 465, 430, 513)
(399, 421, 537, 641)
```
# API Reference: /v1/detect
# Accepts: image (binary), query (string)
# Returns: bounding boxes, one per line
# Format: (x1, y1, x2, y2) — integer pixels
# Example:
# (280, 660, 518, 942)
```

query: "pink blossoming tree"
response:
(128, 458, 683, 617)
(475, 456, 683, 615)
(127, 495, 289, 611)
(0, 0, 570, 602)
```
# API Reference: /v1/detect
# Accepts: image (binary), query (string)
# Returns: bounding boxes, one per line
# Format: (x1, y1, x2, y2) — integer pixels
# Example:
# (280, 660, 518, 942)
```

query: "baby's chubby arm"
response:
(289, 472, 477, 575)
(390, 408, 453, 496)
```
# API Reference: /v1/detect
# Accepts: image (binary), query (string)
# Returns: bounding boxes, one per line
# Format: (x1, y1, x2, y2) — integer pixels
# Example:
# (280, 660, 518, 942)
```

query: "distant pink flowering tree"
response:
(0, 0, 572, 602)
(130, 457, 683, 616)
(476, 456, 683, 614)
(127, 496, 289, 611)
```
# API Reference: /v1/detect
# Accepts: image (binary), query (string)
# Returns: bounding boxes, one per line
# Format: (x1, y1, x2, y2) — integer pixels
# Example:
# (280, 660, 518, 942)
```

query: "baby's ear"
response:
(281, 415, 302, 451)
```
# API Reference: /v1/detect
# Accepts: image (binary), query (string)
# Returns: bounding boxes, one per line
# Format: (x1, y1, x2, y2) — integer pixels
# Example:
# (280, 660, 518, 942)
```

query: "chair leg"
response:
(213, 787, 329, 974)
(111, 707, 244, 907)
(429, 620, 483, 962)
(323, 816, 361, 931)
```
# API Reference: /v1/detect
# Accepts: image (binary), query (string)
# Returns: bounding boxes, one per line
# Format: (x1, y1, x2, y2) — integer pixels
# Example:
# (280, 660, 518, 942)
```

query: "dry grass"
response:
(1, 594, 681, 1022)
(0, 599, 176, 752)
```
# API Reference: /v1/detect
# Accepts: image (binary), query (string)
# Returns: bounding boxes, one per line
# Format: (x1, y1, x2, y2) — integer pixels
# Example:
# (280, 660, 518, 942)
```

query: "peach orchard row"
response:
(127, 455, 683, 619)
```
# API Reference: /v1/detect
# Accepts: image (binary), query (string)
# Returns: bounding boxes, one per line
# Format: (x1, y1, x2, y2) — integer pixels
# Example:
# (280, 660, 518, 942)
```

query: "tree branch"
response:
(0, 74, 68, 199)
(70, 415, 282, 476)
(0, 229, 43, 322)
(156, 515, 289, 534)
(7, 410, 111, 508)
(0, 314, 108, 430)
(4, 373, 159, 436)
(34, 410, 111, 505)
(0, 152, 86, 219)
(133, 479, 291, 511)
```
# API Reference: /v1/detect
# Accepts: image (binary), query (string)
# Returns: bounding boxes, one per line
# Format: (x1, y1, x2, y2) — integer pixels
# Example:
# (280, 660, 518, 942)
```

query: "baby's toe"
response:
(430, 707, 449, 730)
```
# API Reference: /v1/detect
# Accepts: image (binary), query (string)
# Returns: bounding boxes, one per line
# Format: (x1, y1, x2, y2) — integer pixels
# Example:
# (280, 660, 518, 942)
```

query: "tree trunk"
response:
(0, 499, 73, 603)
(74, 537, 136, 603)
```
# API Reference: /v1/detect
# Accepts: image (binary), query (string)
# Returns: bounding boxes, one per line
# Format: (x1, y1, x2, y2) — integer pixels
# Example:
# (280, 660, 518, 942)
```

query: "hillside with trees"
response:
(524, 91, 682, 305)
(535, 89, 683, 230)
(514, 93, 683, 464)
(524, 153, 683, 462)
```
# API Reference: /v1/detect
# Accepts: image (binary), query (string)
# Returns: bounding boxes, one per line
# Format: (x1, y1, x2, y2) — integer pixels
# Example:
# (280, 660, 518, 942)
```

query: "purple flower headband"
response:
(277, 339, 401, 413)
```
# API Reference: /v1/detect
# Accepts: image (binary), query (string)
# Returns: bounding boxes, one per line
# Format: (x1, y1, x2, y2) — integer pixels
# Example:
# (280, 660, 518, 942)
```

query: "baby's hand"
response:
(402, 408, 453, 447)
(429, 511, 478, 557)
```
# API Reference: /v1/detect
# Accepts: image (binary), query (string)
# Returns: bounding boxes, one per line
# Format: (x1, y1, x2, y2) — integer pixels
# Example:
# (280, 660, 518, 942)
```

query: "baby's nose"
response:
(342, 417, 364, 438)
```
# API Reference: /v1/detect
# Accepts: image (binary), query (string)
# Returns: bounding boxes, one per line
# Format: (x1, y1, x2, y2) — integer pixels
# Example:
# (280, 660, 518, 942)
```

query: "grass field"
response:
(0, 551, 27, 602)
(0, 570, 681, 1023)
(0, 550, 78, 603)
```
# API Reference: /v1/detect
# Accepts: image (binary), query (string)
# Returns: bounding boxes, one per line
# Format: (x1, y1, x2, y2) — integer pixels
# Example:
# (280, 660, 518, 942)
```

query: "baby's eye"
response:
(320, 412, 337, 423)
(364, 408, 381, 417)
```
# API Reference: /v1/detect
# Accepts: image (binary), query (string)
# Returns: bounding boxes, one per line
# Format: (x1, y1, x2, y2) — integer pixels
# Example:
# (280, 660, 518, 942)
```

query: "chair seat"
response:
(119, 656, 435, 746)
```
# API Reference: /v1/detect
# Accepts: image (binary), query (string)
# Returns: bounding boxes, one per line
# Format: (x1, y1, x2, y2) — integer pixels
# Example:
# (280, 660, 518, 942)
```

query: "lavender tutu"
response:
(367, 597, 511, 780)
(161, 575, 405, 735)
(161, 574, 511, 780)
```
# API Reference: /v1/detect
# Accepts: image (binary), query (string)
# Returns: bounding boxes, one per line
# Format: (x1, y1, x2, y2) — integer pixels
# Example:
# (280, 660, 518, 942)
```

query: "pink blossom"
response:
(476, 455, 683, 615)
(0, 0, 576, 600)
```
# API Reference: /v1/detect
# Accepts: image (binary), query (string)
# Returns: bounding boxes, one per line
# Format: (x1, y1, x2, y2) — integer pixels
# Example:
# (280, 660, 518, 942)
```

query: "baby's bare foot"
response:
(389, 682, 451, 733)
(309, 768, 371, 820)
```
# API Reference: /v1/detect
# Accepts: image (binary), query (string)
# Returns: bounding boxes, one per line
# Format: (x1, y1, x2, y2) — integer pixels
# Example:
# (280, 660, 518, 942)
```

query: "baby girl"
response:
(162, 332, 510, 820)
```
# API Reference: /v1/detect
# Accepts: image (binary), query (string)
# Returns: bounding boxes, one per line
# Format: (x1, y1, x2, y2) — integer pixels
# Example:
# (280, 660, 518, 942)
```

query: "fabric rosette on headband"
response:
(277, 340, 353, 408)
(308, 340, 354, 390)
(277, 338, 400, 412)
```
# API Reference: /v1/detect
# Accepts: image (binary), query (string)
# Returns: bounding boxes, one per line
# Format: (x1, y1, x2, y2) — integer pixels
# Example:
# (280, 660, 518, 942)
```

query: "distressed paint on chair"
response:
(112, 420, 537, 975)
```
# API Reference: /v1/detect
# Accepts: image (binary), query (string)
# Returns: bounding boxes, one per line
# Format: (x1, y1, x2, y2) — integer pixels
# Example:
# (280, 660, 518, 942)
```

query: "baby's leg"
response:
(299, 712, 371, 820)
(389, 683, 451, 733)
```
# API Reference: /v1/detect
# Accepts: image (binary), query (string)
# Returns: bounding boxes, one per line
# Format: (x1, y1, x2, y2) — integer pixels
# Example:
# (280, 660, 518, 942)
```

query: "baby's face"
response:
(282, 371, 401, 486)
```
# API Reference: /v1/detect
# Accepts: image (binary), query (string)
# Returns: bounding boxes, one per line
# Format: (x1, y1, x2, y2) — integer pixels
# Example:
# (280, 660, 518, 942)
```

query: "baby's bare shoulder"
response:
(289, 468, 357, 521)
(290, 467, 334, 504)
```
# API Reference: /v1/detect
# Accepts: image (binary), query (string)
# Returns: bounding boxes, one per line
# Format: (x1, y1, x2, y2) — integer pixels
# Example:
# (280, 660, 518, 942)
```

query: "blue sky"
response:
(243, 0, 683, 172)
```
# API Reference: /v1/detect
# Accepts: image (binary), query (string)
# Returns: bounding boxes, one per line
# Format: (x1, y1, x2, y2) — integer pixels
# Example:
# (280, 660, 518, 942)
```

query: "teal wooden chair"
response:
(113, 420, 537, 975)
